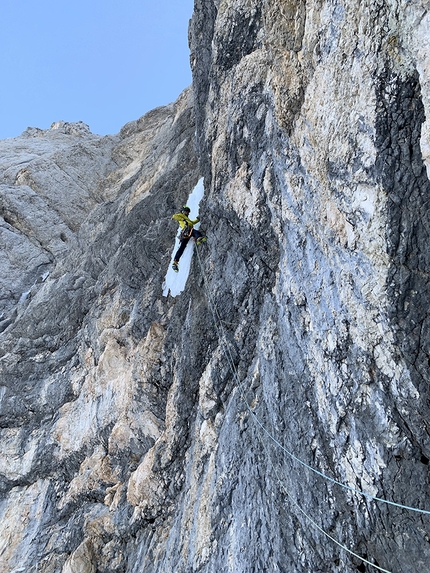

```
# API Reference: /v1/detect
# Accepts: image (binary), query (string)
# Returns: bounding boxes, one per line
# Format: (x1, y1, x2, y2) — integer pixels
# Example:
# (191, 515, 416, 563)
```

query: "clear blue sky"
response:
(0, 0, 194, 139)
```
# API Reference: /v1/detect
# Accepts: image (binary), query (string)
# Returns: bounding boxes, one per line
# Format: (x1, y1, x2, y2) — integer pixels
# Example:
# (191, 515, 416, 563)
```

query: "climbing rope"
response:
(194, 245, 428, 572)
(195, 247, 430, 515)
(257, 424, 393, 573)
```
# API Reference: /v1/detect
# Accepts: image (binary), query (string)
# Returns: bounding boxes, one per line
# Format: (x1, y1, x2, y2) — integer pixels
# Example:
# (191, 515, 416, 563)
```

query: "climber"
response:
(171, 205, 206, 272)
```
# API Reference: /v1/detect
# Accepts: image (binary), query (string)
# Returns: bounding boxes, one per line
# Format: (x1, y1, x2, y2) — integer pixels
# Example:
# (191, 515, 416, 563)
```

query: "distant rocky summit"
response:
(1, 1, 430, 572)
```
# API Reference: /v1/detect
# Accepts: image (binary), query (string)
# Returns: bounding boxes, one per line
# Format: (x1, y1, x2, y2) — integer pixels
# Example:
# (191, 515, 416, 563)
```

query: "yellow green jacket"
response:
(172, 212, 199, 230)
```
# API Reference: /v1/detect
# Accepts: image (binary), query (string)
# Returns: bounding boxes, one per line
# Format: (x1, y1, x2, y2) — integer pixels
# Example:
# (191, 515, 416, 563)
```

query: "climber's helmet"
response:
(181, 206, 191, 215)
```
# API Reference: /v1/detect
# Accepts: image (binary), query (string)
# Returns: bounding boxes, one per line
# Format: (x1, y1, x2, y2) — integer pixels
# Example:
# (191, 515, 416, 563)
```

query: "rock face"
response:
(0, 91, 200, 573)
(1, 2, 430, 573)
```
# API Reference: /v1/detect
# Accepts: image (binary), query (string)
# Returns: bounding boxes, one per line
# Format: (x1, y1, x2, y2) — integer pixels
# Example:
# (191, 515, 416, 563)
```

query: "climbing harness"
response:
(180, 225, 193, 241)
(195, 246, 429, 572)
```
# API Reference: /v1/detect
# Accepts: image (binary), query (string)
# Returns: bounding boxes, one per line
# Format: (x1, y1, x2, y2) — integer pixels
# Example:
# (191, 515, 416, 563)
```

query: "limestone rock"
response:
(62, 540, 96, 573)
(0, 87, 199, 573)
(1, 1, 430, 573)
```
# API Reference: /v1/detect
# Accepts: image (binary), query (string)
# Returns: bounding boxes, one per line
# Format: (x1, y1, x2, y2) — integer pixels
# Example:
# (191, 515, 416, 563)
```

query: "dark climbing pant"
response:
(174, 229, 202, 262)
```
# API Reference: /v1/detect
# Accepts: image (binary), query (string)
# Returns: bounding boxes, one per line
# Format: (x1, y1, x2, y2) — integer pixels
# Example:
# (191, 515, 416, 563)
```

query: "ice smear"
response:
(19, 290, 31, 304)
(162, 178, 205, 297)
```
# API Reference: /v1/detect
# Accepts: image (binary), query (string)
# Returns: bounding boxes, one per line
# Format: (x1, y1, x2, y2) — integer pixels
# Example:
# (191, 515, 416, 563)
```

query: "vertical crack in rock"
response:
(378, 72, 430, 393)
(376, 67, 430, 451)
(2, 1, 430, 573)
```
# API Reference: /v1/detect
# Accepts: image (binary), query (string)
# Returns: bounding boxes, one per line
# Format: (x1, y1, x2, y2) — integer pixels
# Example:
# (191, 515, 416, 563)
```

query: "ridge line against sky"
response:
(0, 0, 194, 140)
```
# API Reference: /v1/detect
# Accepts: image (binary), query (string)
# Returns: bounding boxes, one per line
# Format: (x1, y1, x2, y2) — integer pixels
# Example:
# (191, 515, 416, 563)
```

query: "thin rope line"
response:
(257, 430, 393, 573)
(195, 247, 394, 571)
(195, 247, 430, 516)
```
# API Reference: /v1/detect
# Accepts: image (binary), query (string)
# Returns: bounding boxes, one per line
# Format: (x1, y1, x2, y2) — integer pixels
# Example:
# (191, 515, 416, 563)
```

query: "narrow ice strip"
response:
(162, 178, 205, 297)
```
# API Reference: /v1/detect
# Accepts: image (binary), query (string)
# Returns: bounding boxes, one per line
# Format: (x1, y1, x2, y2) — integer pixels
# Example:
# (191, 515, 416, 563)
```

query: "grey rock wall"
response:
(1, 1, 430, 573)
(184, 0, 430, 571)
(0, 89, 201, 573)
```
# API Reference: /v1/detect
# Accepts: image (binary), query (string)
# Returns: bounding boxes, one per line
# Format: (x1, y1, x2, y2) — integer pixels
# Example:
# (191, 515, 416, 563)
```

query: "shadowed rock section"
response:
(1, 1, 430, 572)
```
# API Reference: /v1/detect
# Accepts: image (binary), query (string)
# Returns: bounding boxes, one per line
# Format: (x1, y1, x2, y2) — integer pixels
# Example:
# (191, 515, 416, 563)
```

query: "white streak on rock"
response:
(162, 178, 205, 297)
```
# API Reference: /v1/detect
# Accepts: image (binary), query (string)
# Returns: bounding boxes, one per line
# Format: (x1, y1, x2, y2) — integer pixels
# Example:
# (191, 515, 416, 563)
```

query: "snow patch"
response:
(162, 178, 205, 297)
(19, 290, 31, 304)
